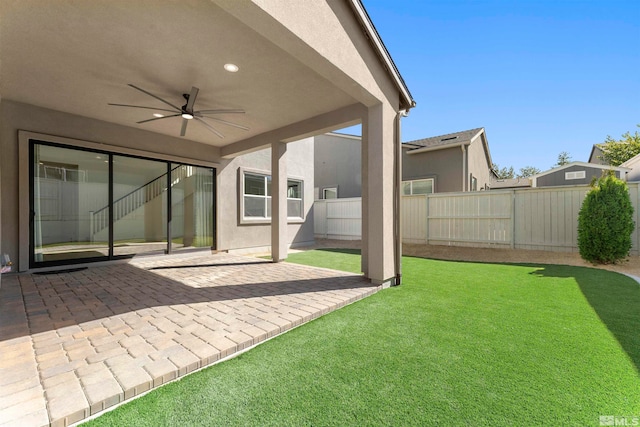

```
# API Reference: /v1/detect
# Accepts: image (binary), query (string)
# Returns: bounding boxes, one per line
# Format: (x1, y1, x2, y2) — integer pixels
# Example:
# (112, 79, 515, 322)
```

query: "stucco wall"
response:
(402, 146, 463, 193)
(216, 137, 315, 253)
(535, 165, 622, 187)
(467, 135, 492, 190)
(314, 133, 362, 198)
(0, 100, 314, 269)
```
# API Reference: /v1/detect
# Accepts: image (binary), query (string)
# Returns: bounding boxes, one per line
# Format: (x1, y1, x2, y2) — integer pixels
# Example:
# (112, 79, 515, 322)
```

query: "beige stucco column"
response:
(362, 103, 396, 285)
(271, 141, 288, 262)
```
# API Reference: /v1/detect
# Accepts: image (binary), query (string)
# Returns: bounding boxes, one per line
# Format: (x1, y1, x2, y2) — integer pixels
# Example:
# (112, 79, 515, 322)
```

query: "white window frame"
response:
(239, 168, 304, 224)
(323, 187, 338, 199)
(565, 170, 586, 180)
(402, 178, 435, 195)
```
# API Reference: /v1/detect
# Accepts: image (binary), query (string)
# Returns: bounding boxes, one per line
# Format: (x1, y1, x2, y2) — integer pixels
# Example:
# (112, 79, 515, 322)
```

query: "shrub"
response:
(578, 171, 635, 263)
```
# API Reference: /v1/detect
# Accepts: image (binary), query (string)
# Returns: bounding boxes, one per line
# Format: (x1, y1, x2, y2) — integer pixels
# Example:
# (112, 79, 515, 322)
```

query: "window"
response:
(402, 178, 434, 195)
(323, 187, 338, 199)
(241, 171, 304, 221)
(471, 175, 478, 191)
(287, 179, 303, 218)
(244, 173, 271, 218)
(565, 170, 586, 180)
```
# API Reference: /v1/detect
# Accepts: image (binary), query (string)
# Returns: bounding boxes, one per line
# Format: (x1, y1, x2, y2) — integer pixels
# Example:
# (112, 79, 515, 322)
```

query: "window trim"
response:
(402, 178, 435, 195)
(239, 168, 305, 225)
(565, 170, 586, 180)
(323, 187, 338, 199)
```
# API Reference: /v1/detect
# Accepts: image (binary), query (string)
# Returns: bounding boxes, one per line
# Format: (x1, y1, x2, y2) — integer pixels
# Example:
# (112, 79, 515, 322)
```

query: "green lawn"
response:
(86, 249, 640, 426)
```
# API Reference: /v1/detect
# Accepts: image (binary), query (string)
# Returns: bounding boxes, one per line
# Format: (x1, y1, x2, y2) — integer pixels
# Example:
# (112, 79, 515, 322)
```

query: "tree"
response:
(577, 171, 635, 263)
(492, 163, 515, 179)
(517, 166, 541, 178)
(553, 151, 571, 168)
(599, 124, 640, 166)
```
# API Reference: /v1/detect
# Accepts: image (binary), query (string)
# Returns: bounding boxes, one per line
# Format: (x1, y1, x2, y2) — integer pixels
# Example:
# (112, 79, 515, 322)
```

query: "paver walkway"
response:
(0, 253, 378, 427)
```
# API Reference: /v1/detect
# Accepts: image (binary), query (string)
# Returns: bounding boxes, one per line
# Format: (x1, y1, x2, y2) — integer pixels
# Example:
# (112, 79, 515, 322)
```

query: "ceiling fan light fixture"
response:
(224, 63, 239, 73)
(181, 113, 194, 120)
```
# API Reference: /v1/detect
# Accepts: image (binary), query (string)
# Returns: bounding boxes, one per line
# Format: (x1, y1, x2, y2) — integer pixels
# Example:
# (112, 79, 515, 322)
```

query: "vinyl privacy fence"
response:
(315, 183, 640, 254)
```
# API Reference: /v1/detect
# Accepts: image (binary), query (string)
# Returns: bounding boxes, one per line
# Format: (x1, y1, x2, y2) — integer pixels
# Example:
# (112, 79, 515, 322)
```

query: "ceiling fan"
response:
(109, 84, 248, 139)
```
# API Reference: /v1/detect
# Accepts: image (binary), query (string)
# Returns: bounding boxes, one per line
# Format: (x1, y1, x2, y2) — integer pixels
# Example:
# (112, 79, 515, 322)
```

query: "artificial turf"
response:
(85, 249, 640, 426)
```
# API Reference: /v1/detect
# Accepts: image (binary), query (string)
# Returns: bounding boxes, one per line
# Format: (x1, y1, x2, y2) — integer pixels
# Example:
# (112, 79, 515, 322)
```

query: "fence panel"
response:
(514, 186, 588, 252)
(402, 195, 427, 243)
(314, 198, 361, 240)
(425, 191, 512, 248)
(313, 183, 640, 254)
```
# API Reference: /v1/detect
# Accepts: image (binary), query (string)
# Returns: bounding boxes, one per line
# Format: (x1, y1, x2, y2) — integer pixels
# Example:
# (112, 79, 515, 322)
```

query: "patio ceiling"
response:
(0, 0, 361, 148)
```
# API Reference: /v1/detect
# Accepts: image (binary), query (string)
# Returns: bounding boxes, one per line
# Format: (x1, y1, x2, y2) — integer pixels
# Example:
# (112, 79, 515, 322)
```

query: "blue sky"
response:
(350, 0, 639, 172)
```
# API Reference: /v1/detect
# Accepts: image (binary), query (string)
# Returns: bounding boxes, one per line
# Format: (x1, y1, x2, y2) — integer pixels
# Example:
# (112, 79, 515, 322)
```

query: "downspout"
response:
(393, 109, 408, 286)
(461, 144, 468, 191)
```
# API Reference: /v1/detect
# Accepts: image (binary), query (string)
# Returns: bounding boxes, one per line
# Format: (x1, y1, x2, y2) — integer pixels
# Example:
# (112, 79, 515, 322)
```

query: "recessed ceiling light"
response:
(181, 113, 194, 120)
(153, 113, 164, 118)
(224, 63, 239, 73)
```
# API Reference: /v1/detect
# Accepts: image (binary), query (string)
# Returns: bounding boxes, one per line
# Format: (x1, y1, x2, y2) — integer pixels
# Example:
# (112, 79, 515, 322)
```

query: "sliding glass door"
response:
(32, 144, 110, 263)
(170, 165, 215, 252)
(112, 156, 168, 257)
(30, 141, 215, 268)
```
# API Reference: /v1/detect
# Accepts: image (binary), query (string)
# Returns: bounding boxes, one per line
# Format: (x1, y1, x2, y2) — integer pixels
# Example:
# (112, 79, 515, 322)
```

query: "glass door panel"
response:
(112, 156, 168, 257)
(32, 144, 109, 263)
(170, 165, 214, 252)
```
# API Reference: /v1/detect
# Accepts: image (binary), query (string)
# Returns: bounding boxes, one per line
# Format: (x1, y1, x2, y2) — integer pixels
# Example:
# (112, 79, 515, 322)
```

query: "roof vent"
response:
(441, 136, 458, 142)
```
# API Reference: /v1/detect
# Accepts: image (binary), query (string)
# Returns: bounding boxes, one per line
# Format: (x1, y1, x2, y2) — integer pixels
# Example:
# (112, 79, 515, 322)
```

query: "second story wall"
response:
(402, 146, 463, 193)
(467, 135, 492, 191)
(314, 133, 362, 199)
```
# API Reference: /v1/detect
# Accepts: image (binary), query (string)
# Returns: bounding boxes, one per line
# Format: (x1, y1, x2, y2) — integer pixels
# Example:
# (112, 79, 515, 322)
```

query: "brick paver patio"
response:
(0, 253, 378, 427)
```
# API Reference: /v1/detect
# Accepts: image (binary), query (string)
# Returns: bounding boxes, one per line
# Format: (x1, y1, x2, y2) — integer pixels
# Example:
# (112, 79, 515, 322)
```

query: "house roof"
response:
(402, 127, 494, 171)
(490, 178, 532, 189)
(349, 0, 415, 111)
(403, 128, 485, 150)
(531, 161, 631, 180)
(621, 152, 640, 168)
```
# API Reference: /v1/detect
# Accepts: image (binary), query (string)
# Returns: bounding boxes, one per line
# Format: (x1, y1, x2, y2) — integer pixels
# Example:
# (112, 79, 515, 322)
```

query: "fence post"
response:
(510, 190, 516, 249)
(324, 201, 329, 239)
(425, 194, 429, 245)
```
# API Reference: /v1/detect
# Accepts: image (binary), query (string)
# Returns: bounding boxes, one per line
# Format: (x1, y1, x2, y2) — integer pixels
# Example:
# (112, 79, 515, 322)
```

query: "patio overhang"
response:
(0, 0, 415, 284)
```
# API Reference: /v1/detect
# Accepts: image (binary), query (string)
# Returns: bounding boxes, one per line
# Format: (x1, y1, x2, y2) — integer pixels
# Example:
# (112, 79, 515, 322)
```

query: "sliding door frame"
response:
(28, 139, 216, 269)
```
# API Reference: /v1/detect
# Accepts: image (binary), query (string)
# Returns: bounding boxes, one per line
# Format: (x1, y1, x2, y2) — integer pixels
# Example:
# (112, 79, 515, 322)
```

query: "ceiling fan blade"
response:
(185, 86, 199, 112)
(195, 117, 224, 139)
(198, 116, 249, 131)
(108, 103, 178, 113)
(180, 118, 188, 137)
(137, 113, 181, 124)
(196, 109, 245, 114)
(128, 84, 182, 111)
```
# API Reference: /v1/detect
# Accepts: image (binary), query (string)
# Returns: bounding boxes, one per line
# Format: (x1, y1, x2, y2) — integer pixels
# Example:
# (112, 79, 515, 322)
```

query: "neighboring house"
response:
(1, 1, 415, 285)
(530, 162, 630, 187)
(621, 153, 640, 182)
(314, 132, 362, 199)
(588, 144, 608, 165)
(489, 178, 532, 190)
(402, 128, 495, 194)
